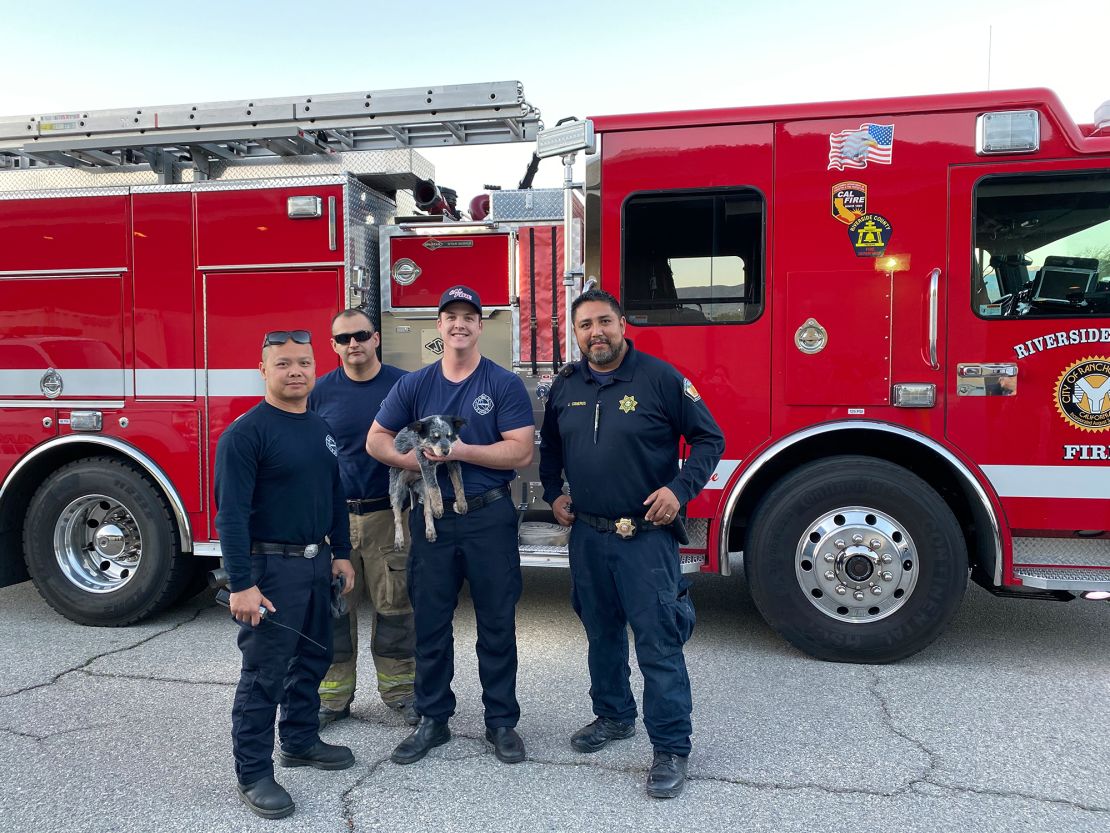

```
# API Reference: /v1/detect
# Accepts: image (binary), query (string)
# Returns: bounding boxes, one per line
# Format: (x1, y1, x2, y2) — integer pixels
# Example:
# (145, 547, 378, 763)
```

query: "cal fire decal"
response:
(1055, 357, 1110, 432)
(831, 181, 867, 224)
(828, 123, 894, 171)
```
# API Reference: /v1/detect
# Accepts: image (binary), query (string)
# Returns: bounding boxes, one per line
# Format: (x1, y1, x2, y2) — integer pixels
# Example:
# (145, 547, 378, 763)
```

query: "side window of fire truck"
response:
(622, 190, 764, 325)
(974, 171, 1110, 318)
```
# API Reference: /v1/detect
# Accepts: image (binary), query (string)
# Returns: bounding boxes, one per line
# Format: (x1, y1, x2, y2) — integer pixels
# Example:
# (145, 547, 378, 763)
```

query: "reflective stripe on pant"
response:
(407, 497, 521, 728)
(232, 551, 333, 784)
(319, 509, 416, 710)
(568, 521, 695, 756)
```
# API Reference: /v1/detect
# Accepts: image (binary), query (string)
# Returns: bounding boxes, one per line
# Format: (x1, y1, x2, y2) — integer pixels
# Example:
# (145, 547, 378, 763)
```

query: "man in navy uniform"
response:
(311, 309, 417, 728)
(368, 285, 534, 766)
(539, 288, 724, 799)
(215, 328, 356, 819)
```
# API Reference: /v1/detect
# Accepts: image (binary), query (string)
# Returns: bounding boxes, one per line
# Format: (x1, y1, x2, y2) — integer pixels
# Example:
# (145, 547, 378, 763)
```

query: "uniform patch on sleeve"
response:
(683, 378, 701, 402)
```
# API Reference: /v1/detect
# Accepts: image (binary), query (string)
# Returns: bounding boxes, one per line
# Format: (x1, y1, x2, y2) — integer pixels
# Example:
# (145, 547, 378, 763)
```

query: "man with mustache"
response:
(539, 288, 724, 799)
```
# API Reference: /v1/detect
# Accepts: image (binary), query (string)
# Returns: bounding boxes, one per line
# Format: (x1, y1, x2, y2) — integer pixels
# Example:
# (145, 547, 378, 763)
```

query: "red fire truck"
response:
(2, 83, 1108, 664)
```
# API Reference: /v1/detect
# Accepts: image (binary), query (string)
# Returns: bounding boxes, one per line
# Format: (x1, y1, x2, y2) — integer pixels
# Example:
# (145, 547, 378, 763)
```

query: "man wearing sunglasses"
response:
(368, 285, 534, 767)
(310, 310, 417, 729)
(215, 328, 356, 820)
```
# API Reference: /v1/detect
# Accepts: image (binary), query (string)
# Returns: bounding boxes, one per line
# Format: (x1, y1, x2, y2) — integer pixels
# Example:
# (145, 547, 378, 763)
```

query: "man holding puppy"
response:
(367, 285, 534, 765)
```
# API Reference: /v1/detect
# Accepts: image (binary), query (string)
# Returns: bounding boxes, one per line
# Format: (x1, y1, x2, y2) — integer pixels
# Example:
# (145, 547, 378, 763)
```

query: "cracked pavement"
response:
(0, 564, 1107, 832)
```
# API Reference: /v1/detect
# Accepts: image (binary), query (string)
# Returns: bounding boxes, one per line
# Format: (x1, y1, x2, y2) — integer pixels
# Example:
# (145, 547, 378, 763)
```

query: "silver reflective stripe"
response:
(0, 367, 264, 398)
(207, 369, 264, 397)
(135, 368, 196, 397)
(703, 459, 741, 490)
(982, 465, 1110, 500)
(0, 368, 126, 397)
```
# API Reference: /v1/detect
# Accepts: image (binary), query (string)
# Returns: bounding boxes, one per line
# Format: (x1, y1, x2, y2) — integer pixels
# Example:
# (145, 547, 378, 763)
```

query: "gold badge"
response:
(615, 518, 636, 539)
(618, 395, 638, 413)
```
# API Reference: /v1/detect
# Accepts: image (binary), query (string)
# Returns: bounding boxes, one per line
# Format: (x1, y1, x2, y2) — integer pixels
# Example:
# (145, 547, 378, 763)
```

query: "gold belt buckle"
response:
(614, 518, 636, 539)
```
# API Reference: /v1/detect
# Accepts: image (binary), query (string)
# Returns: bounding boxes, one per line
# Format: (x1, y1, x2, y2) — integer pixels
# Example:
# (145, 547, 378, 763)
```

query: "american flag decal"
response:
(828, 123, 895, 171)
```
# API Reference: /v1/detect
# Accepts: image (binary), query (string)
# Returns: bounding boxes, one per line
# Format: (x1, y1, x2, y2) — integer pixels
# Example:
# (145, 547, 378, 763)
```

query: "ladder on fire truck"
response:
(0, 80, 540, 182)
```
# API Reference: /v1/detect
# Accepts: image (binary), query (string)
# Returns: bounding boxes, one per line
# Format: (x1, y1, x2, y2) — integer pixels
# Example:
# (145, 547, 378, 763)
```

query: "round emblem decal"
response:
(391, 258, 421, 286)
(1055, 356, 1110, 432)
(326, 435, 339, 456)
(473, 394, 494, 415)
(40, 368, 63, 399)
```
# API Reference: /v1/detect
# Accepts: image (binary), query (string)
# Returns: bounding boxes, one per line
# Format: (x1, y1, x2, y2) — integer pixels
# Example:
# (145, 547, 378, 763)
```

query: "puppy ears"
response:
(452, 417, 467, 431)
(406, 419, 425, 433)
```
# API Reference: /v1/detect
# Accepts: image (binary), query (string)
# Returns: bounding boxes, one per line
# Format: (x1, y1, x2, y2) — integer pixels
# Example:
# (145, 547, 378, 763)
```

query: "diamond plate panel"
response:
(344, 179, 395, 326)
(0, 149, 433, 194)
(682, 518, 708, 550)
(1012, 537, 1110, 567)
(490, 188, 565, 221)
(1014, 566, 1110, 590)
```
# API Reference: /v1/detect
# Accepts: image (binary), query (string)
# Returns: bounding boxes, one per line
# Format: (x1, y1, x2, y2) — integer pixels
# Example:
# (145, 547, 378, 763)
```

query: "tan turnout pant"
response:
(318, 509, 415, 710)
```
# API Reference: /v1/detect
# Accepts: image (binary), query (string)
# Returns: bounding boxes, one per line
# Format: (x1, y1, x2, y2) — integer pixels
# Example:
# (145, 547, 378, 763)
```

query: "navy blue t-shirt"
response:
(376, 356, 533, 500)
(215, 401, 351, 592)
(309, 364, 406, 501)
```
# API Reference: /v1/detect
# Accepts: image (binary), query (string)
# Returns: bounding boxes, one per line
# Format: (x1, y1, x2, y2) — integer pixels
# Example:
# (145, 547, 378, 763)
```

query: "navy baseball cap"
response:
(437, 285, 482, 316)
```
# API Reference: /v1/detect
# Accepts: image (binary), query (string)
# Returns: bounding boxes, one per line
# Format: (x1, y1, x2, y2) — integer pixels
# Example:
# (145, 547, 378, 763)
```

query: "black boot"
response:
(237, 775, 295, 819)
(570, 717, 635, 753)
(390, 717, 451, 765)
(318, 703, 351, 729)
(277, 740, 355, 770)
(485, 726, 526, 763)
(646, 751, 688, 799)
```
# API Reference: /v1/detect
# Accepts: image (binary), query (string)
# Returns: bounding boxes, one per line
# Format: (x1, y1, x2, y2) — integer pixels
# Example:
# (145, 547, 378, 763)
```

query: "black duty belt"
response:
(347, 497, 391, 515)
(420, 485, 509, 513)
(575, 510, 670, 539)
(251, 541, 330, 558)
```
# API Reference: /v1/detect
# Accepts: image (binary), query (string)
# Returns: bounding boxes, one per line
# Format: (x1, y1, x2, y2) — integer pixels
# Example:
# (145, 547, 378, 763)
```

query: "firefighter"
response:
(367, 285, 534, 766)
(311, 309, 418, 728)
(538, 288, 724, 799)
(215, 329, 357, 820)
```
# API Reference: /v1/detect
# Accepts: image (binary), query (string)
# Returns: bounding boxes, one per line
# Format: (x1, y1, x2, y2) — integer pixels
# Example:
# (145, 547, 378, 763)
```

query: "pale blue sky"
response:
(2, 0, 1108, 200)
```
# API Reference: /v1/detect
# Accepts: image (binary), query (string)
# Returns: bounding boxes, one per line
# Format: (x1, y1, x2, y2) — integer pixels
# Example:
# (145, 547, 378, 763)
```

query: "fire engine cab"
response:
(1, 82, 1108, 663)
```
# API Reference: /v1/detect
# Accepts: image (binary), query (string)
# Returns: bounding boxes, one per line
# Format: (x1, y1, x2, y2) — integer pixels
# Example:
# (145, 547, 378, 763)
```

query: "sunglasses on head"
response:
(333, 330, 375, 346)
(262, 330, 312, 348)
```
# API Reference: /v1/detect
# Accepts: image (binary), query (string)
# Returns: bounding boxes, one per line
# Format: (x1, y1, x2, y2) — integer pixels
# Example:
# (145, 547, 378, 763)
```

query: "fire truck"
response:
(2, 83, 1109, 664)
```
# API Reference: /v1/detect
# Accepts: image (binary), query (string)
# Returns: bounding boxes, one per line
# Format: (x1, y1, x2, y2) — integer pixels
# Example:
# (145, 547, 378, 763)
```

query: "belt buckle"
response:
(303, 544, 319, 558)
(614, 518, 636, 539)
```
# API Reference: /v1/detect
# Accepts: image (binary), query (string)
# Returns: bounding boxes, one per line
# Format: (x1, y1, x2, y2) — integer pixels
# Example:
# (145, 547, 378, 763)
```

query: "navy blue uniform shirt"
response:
(309, 364, 406, 501)
(539, 340, 724, 518)
(376, 356, 534, 500)
(215, 401, 351, 592)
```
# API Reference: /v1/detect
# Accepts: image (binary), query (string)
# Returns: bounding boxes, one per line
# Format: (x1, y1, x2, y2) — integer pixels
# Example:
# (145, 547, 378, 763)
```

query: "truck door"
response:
(947, 162, 1110, 570)
(196, 183, 346, 540)
(600, 123, 774, 508)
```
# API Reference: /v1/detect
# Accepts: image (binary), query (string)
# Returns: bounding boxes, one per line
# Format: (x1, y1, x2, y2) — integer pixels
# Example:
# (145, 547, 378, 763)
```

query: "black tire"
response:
(23, 456, 190, 626)
(745, 455, 968, 663)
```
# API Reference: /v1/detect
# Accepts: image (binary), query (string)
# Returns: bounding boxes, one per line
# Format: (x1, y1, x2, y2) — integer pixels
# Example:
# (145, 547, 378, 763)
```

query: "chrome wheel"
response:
(53, 493, 143, 593)
(796, 506, 918, 623)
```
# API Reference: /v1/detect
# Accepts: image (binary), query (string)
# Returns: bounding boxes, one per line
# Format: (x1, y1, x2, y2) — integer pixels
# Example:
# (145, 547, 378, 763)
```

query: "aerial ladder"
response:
(0, 80, 542, 184)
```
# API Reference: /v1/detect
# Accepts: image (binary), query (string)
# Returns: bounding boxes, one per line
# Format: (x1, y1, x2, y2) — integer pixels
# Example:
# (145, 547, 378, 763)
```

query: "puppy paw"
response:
(393, 536, 405, 551)
(428, 493, 444, 518)
(425, 528, 437, 542)
(454, 498, 468, 515)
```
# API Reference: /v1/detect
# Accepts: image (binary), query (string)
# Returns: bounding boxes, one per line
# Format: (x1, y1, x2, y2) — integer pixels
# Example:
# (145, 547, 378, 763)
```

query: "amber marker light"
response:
(875, 254, 910, 272)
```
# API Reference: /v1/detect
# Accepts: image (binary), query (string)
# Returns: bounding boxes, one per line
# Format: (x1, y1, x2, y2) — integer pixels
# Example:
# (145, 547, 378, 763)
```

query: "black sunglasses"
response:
(262, 329, 312, 348)
(333, 330, 375, 345)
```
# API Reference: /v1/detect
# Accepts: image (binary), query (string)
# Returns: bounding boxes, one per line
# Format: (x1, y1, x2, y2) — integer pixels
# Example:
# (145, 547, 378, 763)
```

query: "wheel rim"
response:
(794, 506, 918, 623)
(53, 493, 143, 593)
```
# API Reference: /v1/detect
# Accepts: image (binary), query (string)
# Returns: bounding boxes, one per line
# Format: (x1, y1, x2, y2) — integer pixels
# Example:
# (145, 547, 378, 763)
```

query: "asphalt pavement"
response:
(1, 562, 1108, 833)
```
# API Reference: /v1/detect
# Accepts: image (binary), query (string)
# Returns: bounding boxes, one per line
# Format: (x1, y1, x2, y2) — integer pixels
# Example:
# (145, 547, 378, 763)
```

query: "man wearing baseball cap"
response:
(368, 284, 534, 766)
